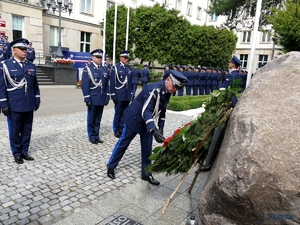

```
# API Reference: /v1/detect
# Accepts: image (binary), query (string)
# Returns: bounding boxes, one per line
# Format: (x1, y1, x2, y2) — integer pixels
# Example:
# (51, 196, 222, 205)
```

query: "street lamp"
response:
(46, 0, 73, 58)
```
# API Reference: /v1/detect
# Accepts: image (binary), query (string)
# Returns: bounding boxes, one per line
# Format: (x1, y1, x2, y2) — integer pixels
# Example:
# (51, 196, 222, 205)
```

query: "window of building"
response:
(261, 31, 271, 43)
(258, 55, 268, 68)
(242, 31, 251, 43)
(81, 0, 91, 14)
(196, 7, 201, 20)
(240, 54, 248, 68)
(107, 1, 115, 10)
(50, 26, 61, 46)
(12, 15, 23, 40)
(245, 8, 252, 18)
(210, 13, 218, 21)
(186, 2, 192, 16)
(176, 0, 181, 10)
(80, 32, 91, 52)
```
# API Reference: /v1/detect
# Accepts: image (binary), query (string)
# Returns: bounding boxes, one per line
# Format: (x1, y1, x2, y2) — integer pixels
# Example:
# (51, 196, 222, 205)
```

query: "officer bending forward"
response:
(107, 70, 188, 185)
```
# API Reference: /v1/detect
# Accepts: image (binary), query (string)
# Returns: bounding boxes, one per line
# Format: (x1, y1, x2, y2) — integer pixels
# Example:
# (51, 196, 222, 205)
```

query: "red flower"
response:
(184, 122, 192, 127)
(173, 128, 181, 136)
(162, 136, 173, 147)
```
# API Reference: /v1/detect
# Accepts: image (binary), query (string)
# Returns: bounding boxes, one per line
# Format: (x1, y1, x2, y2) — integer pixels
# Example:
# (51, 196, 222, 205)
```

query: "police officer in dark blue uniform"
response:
(219, 55, 241, 89)
(193, 66, 200, 95)
(3, 36, 12, 60)
(131, 62, 140, 99)
(219, 55, 242, 106)
(0, 38, 40, 164)
(200, 67, 207, 95)
(26, 42, 36, 63)
(107, 70, 188, 185)
(185, 66, 194, 95)
(110, 50, 132, 138)
(140, 63, 151, 89)
(205, 67, 212, 95)
(178, 65, 186, 96)
(81, 49, 110, 144)
(211, 68, 219, 91)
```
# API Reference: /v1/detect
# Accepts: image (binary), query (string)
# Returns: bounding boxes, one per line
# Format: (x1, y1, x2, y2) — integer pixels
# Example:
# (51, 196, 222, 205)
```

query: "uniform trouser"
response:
(7, 111, 34, 157)
(113, 100, 130, 135)
(199, 85, 205, 95)
(186, 85, 192, 95)
(178, 88, 184, 96)
(87, 104, 104, 141)
(107, 125, 153, 177)
(193, 85, 199, 95)
(205, 85, 211, 95)
(132, 84, 138, 96)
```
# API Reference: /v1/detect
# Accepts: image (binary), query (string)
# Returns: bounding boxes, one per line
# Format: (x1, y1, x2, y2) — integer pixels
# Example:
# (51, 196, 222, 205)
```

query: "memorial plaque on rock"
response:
(105, 215, 143, 225)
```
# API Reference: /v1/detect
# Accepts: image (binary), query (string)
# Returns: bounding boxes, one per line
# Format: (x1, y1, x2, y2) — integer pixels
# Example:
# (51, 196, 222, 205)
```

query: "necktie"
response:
(20, 62, 25, 73)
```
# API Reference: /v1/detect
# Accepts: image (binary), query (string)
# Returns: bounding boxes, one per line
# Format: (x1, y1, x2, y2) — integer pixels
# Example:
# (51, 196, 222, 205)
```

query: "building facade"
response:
(0, 0, 282, 73)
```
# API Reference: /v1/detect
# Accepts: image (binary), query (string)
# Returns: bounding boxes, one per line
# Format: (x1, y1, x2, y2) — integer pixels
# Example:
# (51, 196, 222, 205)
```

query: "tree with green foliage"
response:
(102, 4, 237, 67)
(266, 0, 300, 52)
(208, 0, 284, 30)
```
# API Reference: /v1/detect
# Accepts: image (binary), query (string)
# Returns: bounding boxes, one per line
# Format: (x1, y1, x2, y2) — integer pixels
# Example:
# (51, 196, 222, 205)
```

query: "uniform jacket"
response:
(200, 72, 207, 85)
(81, 63, 110, 105)
(186, 71, 194, 86)
(26, 47, 36, 61)
(140, 68, 151, 83)
(122, 80, 170, 134)
(219, 69, 240, 89)
(3, 42, 11, 60)
(193, 71, 201, 85)
(0, 58, 40, 112)
(131, 67, 141, 84)
(110, 62, 132, 101)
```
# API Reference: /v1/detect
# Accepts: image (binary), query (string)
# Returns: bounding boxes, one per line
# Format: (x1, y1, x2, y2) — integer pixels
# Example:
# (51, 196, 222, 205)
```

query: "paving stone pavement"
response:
(0, 99, 209, 225)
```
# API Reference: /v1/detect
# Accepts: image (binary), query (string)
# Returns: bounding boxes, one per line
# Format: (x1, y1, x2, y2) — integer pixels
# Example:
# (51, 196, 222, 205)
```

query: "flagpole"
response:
(113, 1, 118, 65)
(246, 0, 263, 88)
(102, 2, 107, 67)
(125, 2, 130, 50)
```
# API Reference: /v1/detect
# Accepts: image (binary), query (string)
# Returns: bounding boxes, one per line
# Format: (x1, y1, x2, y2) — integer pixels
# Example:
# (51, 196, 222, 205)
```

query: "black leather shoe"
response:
(14, 156, 24, 164)
(107, 167, 115, 179)
(141, 175, 160, 185)
(21, 154, 34, 161)
(95, 138, 104, 143)
(114, 132, 121, 138)
(89, 139, 98, 144)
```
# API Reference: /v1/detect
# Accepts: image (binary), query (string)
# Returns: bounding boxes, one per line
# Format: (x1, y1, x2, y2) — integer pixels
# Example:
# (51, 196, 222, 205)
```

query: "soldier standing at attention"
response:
(0, 38, 40, 164)
(140, 63, 151, 89)
(3, 36, 12, 60)
(110, 50, 132, 138)
(26, 42, 36, 63)
(107, 70, 188, 185)
(185, 66, 194, 95)
(131, 62, 140, 100)
(81, 49, 110, 145)
(193, 66, 201, 95)
(178, 65, 186, 96)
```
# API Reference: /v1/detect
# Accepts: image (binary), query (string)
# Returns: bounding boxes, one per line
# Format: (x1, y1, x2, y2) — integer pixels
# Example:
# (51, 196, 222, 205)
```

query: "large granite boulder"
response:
(199, 52, 300, 225)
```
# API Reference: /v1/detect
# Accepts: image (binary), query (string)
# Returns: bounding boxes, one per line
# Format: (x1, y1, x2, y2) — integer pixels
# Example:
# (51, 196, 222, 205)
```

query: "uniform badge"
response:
(95, 79, 97, 81)
(162, 91, 165, 94)
(120, 76, 122, 79)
